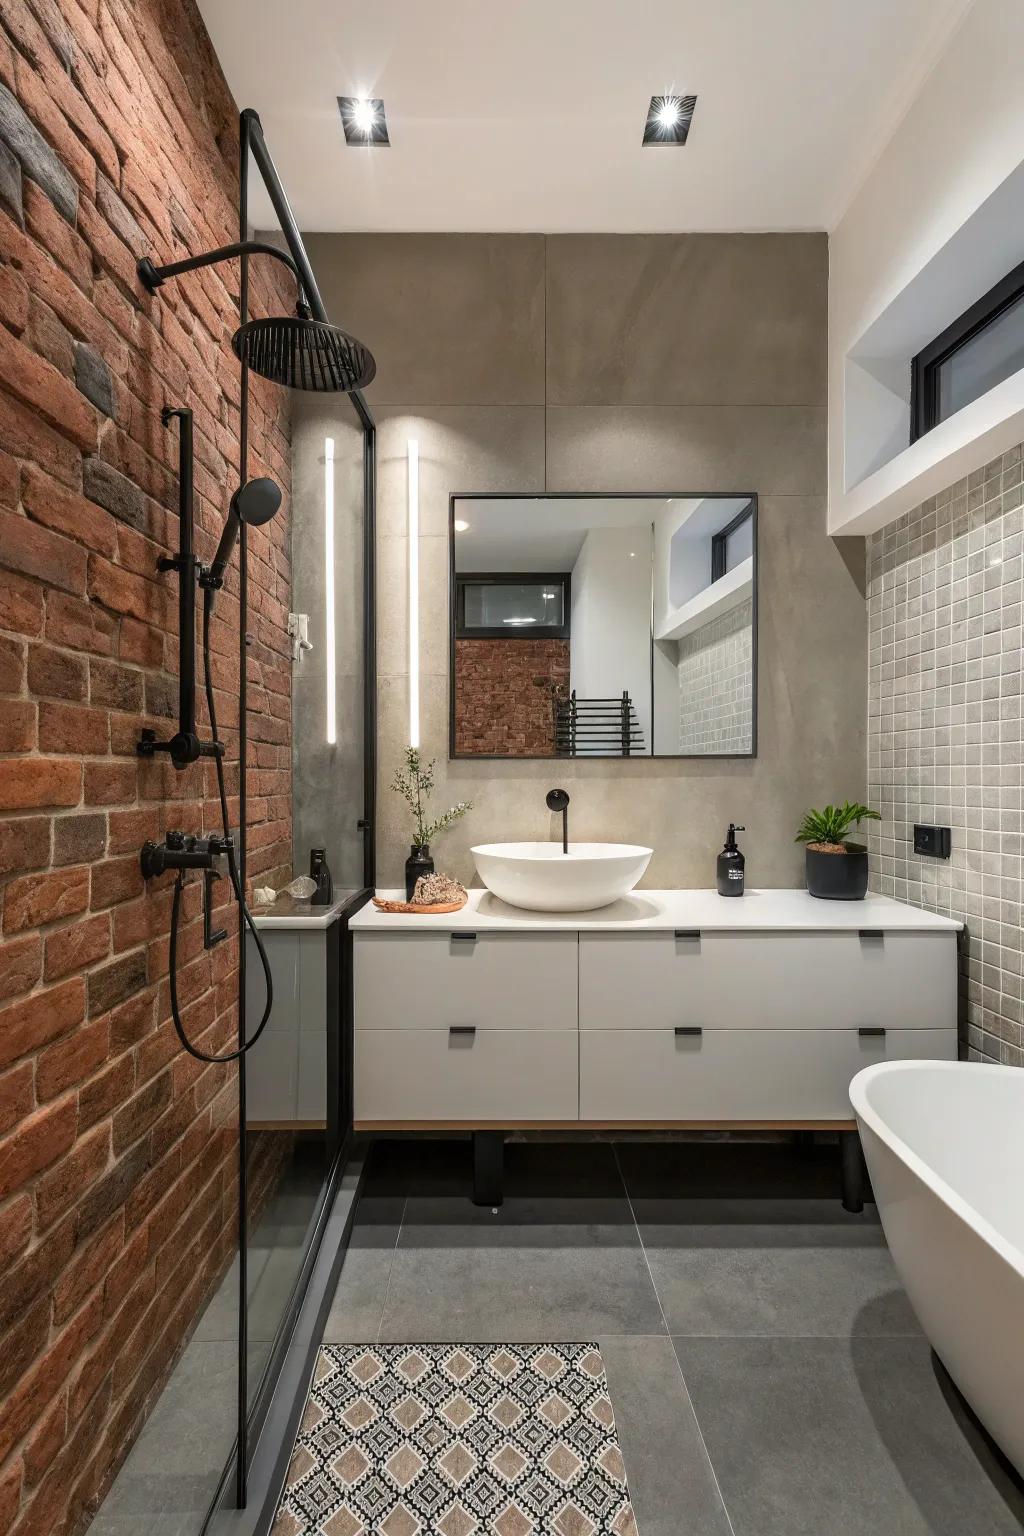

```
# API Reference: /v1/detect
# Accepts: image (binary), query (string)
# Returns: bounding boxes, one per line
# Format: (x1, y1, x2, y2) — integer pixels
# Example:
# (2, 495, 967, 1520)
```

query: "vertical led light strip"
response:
(324, 436, 336, 746)
(407, 439, 420, 748)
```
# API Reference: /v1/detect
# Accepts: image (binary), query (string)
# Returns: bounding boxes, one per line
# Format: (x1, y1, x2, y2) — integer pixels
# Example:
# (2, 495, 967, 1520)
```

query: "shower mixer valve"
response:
(139, 829, 233, 877)
(140, 832, 234, 950)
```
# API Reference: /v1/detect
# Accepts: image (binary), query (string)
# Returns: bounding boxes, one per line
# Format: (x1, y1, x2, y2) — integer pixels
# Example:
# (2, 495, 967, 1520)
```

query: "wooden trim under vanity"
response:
(354, 1119, 858, 1132)
(248, 1120, 328, 1132)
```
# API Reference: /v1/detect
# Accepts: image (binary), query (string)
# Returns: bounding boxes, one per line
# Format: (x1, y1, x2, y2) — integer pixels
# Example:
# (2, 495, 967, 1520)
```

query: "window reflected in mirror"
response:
(449, 494, 756, 759)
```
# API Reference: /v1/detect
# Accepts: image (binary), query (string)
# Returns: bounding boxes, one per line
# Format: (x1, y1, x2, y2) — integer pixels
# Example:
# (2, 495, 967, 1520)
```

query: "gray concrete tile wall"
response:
(293, 233, 865, 890)
(303, 233, 546, 406)
(544, 233, 828, 407)
(866, 446, 1024, 1066)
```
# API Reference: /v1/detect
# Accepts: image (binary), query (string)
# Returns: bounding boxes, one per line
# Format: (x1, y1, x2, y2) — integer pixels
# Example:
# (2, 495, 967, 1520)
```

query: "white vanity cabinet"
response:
(245, 895, 356, 1127)
(351, 890, 960, 1131)
(354, 931, 578, 1121)
(577, 927, 957, 1122)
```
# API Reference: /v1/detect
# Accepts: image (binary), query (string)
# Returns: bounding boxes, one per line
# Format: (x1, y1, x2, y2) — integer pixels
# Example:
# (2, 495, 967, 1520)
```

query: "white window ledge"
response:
(655, 559, 753, 642)
(830, 368, 1024, 537)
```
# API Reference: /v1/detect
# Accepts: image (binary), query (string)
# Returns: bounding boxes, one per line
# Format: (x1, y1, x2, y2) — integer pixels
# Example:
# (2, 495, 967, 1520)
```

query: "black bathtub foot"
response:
(841, 1129, 865, 1213)
(473, 1130, 504, 1207)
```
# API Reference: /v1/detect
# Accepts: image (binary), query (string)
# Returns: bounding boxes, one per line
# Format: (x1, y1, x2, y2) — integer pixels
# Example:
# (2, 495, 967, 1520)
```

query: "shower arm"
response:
(137, 239, 309, 311)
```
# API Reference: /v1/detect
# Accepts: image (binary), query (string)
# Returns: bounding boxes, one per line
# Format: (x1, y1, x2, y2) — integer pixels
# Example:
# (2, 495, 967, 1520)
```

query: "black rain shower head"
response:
(138, 240, 376, 396)
(207, 477, 282, 589)
(232, 313, 376, 393)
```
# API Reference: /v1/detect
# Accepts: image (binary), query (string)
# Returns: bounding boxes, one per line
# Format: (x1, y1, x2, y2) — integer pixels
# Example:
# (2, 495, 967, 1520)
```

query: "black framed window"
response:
(911, 257, 1024, 441)
(710, 503, 754, 582)
(455, 573, 570, 640)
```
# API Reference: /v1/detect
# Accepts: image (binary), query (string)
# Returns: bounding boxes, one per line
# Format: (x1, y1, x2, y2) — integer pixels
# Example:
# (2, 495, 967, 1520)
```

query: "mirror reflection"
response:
(450, 494, 756, 758)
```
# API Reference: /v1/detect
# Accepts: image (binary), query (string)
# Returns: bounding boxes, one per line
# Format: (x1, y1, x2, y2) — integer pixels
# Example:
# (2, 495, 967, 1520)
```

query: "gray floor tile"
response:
(192, 1250, 270, 1343)
(379, 1236, 664, 1342)
(599, 1335, 733, 1536)
(621, 1138, 918, 1337)
(640, 1208, 918, 1337)
(245, 1243, 305, 1345)
(85, 1516, 198, 1536)
(95, 1340, 248, 1520)
(322, 1189, 404, 1343)
(674, 1336, 1024, 1536)
(377, 1141, 664, 1341)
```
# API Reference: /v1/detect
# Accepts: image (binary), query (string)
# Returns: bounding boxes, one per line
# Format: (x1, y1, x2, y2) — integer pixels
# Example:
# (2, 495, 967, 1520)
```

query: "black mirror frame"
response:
(447, 491, 758, 761)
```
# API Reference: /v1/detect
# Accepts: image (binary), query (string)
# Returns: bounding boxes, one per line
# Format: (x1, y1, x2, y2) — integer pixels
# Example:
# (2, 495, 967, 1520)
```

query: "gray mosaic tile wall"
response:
(678, 598, 753, 754)
(866, 447, 1023, 1067)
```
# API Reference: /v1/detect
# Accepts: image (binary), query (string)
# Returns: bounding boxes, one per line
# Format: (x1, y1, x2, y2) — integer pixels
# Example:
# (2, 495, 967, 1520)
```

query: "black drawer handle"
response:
(858, 1027, 886, 1038)
(449, 1026, 476, 1037)
(674, 1026, 703, 1037)
(674, 929, 701, 941)
(451, 932, 477, 944)
(859, 929, 884, 941)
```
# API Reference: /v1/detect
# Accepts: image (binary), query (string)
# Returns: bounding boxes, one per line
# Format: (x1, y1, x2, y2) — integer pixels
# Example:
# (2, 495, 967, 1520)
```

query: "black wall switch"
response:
(914, 824, 951, 859)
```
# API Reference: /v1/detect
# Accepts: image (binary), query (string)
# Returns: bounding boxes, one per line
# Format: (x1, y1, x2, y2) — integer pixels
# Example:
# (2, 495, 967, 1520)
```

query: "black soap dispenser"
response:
(309, 847, 333, 906)
(717, 824, 745, 897)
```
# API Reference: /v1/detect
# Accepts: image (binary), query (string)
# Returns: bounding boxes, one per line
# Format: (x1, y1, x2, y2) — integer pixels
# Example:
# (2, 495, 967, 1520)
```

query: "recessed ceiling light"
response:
(338, 96, 389, 146)
(643, 94, 696, 147)
(454, 519, 470, 532)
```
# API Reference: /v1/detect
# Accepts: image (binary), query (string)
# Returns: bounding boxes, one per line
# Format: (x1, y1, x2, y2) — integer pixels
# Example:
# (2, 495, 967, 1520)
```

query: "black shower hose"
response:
(166, 587, 274, 1064)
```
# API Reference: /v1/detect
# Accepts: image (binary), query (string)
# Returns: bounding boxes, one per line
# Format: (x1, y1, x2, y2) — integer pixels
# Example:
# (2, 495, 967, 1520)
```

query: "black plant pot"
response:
(805, 844, 869, 900)
(405, 844, 434, 901)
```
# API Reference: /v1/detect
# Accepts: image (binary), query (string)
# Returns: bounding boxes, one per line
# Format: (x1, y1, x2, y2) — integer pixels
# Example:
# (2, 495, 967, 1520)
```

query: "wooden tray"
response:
(371, 897, 468, 915)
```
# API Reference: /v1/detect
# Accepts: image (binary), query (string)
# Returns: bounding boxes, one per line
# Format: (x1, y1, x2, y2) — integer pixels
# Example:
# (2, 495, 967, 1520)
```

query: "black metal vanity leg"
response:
(473, 1131, 504, 1207)
(840, 1130, 865, 1214)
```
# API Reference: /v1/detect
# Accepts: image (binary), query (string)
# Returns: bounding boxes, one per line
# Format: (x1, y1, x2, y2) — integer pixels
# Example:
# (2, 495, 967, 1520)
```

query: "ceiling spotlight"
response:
(338, 96, 389, 146)
(454, 519, 470, 532)
(643, 94, 696, 146)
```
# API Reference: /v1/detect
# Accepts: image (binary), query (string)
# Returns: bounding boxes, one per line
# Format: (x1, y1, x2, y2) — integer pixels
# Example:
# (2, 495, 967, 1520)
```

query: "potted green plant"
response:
(795, 801, 881, 900)
(391, 747, 473, 899)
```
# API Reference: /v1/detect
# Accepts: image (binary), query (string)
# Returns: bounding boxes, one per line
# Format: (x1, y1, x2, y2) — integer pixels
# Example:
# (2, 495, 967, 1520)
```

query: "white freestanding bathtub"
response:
(851, 1060, 1024, 1475)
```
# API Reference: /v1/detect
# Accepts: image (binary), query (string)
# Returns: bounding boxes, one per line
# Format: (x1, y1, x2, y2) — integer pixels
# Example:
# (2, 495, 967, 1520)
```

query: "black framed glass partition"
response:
(207, 111, 376, 1531)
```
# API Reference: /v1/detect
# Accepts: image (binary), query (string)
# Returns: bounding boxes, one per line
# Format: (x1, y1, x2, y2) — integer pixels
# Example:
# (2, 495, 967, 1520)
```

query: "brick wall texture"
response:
(0, 3, 293, 1533)
(454, 638, 569, 755)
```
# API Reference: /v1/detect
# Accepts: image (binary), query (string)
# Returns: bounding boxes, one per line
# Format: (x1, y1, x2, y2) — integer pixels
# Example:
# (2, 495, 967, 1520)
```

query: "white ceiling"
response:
(198, 0, 970, 234)
(454, 496, 669, 572)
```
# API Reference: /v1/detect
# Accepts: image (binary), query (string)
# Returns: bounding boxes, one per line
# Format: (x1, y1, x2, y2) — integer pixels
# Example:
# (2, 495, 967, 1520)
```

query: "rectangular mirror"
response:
(449, 493, 757, 759)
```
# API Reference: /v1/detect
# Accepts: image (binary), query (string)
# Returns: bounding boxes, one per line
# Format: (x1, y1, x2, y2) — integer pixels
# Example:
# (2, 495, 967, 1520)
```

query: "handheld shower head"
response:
(207, 477, 282, 589)
(231, 313, 375, 393)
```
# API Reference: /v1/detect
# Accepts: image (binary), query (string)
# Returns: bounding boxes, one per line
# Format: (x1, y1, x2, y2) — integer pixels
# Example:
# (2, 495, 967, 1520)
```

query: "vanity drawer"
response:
(355, 1029, 578, 1121)
(579, 931, 956, 1031)
(355, 931, 577, 1031)
(579, 1026, 956, 1121)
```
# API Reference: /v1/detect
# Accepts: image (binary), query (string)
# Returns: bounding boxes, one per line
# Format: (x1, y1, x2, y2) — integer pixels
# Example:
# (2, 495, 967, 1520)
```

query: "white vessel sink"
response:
(471, 842, 653, 912)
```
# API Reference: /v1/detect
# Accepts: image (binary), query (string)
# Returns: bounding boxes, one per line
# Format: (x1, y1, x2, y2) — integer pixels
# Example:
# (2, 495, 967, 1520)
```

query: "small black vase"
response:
(405, 844, 434, 901)
(805, 844, 869, 900)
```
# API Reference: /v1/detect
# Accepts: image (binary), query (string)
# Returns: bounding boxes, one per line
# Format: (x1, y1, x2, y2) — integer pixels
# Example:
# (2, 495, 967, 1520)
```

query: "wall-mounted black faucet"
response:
(546, 788, 570, 854)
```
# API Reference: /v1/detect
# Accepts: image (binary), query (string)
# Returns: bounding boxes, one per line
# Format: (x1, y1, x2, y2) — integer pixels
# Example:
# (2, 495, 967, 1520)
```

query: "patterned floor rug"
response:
(272, 1342, 639, 1535)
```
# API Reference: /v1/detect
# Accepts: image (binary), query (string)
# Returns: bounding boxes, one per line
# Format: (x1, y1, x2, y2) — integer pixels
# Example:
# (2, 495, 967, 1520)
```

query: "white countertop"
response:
(250, 891, 365, 930)
(350, 888, 962, 933)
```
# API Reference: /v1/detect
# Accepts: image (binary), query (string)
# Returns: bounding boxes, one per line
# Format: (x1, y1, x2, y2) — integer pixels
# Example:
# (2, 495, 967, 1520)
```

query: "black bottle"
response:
(309, 847, 332, 906)
(717, 824, 745, 897)
(405, 844, 434, 901)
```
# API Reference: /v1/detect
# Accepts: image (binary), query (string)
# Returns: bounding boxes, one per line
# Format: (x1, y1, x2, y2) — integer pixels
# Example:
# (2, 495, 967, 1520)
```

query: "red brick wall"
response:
(454, 638, 569, 755)
(0, 4, 293, 1533)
